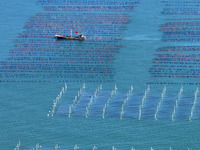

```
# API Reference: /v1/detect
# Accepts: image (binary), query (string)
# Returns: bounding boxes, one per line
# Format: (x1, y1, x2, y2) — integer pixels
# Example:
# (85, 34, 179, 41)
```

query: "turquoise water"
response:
(1, 0, 200, 149)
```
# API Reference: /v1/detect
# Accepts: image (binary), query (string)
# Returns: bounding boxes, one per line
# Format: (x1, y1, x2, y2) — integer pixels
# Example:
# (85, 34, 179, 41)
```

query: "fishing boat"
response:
(55, 30, 86, 40)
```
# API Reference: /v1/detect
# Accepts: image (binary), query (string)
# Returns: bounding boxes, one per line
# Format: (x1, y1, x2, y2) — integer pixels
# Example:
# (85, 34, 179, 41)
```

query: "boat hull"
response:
(55, 35, 85, 40)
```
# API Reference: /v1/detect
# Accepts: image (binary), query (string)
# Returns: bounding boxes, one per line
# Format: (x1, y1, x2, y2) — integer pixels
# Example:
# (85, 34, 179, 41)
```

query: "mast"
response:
(70, 29, 72, 37)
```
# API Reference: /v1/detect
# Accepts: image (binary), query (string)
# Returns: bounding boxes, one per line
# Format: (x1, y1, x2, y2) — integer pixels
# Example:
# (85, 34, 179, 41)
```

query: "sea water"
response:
(0, 0, 200, 149)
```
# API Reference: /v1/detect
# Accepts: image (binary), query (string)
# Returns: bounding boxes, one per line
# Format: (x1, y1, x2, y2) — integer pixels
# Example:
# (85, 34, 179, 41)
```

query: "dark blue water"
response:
(1, 0, 200, 149)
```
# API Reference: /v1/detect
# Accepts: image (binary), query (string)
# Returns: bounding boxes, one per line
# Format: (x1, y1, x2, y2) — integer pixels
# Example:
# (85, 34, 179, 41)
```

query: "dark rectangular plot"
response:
(105, 92, 126, 118)
(56, 104, 70, 116)
(71, 91, 93, 117)
(175, 95, 194, 120)
(88, 91, 111, 117)
(156, 94, 176, 120)
(123, 93, 143, 118)
(140, 94, 160, 119)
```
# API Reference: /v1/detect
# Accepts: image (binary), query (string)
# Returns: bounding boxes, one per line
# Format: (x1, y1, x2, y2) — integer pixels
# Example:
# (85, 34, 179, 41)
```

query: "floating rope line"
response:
(120, 85, 133, 119)
(102, 84, 117, 119)
(189, 87, 199, 121)
(13, 141, 21, 150)
(155, 85, 166, 120)
(172, 86, 183, 121)
(85, 84, 102, 118)
(48, 83, 67, 117)
(68, 83, 86, 118)
(138, 85, 150, 120)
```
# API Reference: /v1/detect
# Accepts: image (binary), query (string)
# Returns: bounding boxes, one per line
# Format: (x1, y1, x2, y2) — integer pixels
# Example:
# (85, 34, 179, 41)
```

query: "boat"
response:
(55, 30, 86, 41)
